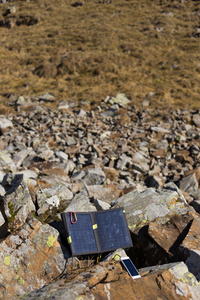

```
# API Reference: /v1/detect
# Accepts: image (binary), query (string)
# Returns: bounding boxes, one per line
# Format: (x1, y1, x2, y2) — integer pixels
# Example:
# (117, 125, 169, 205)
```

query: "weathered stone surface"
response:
(13, 148, 34, 168)
(180, 213, 200, 277)
(116, 153, 131, 170)
(0, 116, 13, 133)
(180, 170, 199, 193)
(112, 188, 189, 231)
(3, 181, 35, 230)
(192, 113, 200, 128)
(0, 185, 5, 196)
(82, 167, 106, 185)
(87, 184, 122, 204)
(58, 101, 69, 110)
(21, 260, 200, 300)
(148, 213, 193, 256)
(0, 218, 69, 299)
(164, 182, 187, 205)
(0, 151, 16, 172)
(94, 199, 110, 211)
(15, 170, 38, 186)
(64, 189, 96, 212)
(108, 93, 131, 106)
(55, 151, 68, 162)
(0, 170, 5, 182)
(0, 210, 5, 226)
(38, 92, 56, 102)
(36, 184, 73, 221)
(1, 99, 200, 299)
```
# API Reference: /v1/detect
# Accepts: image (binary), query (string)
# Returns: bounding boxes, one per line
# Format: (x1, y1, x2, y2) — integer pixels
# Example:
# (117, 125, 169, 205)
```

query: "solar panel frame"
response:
(61, 208, 133, 256)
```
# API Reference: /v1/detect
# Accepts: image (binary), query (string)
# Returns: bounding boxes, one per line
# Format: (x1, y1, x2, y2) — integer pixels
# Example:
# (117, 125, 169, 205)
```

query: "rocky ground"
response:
(0, 94, 200, 299)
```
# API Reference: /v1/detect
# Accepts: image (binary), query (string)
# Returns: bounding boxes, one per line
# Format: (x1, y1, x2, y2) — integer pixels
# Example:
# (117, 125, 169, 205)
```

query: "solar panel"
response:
(61, 208, 133, 256)
(65, 213, 98, 255)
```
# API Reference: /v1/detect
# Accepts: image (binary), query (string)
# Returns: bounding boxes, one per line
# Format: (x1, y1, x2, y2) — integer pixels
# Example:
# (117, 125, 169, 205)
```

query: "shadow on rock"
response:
(1, 173, 23, 195)
(179, 246, 200, 282)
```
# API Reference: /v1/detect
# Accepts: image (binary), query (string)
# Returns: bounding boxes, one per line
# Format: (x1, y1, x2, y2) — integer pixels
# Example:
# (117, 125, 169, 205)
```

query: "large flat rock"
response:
(21, 260, 200, 300)
(112, 188, 190, 231)
(0, 218, 70, 299)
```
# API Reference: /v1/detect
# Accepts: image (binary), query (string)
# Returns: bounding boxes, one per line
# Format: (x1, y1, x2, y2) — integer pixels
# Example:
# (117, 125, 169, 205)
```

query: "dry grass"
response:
(0, 0, 200, 110)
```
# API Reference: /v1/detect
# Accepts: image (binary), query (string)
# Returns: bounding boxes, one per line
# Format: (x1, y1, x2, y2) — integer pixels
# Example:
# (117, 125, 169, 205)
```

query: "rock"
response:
(100, 106, 118, 117)
(3, 181, 35, 231)
(93, 199, 110, 210)
(15, 169, 38, 186)
(142, 261, 200, 298)
(164, 182, 187, 205)
(13, 148, 33, 168)
(55, 151, 68, 162)
(37, 146, 54, 160)
(0, 210, 5, 226)
(0, 185, 6, 196)
(71, 170, 85, 180)
(145, 175, 164, 189)
(66, 136, 76, 146)
(103, 248, 127, 261)
(64, 189, 96, 212)
(38, 92, 56, 102)
(109, 93, 131, 106)
(148, 213, 193, 257)
(132, 152, 149, 172)
(185, 249, 200, 281)
(0, 218, 70, 299)
(83, 167, 106, 185)
(63, 160, 76, 174)
(2, 99, 200, 299)
(0, 170, 5, 182)
(179, 170, 199, 192)
(87, 184, 122, 204)
(112, 187, 189, 231)
(6, 6, 16, 14)
(20, 260, 200, 300)
(149, 126, 170, 133)
(169, 262, 200, 297)
(192, 113, 200, 127)
(0, 116, 13, 133)
(0, 151, 16, 172)
(37, 184, 73, 221)
(180, 212, 200, 261)
(116, 153, 131, 170)
(58, 101, 69, 110)
(77, 108, 86, 117)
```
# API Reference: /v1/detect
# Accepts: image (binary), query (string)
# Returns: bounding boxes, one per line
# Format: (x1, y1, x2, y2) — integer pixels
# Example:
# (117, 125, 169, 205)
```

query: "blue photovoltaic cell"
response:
(67, 214, 98, 254)
(62, 208, 132, 255)
(95, 210, 131, 251)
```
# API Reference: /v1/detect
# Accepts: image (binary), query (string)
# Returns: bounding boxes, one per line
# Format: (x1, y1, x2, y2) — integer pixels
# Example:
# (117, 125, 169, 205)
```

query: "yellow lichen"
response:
(47, 235, 57, 248)
(129, 224, 136, 230)
(4, 256, 11, 266)
(19, 278, 25, 285)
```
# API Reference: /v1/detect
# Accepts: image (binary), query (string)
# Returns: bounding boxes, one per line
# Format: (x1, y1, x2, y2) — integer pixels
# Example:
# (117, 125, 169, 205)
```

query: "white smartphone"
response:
(120, 257, 141, 279)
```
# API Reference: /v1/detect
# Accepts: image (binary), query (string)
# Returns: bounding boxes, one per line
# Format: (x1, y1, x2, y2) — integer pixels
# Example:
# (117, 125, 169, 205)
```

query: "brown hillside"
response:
(0, 0, 200, 109)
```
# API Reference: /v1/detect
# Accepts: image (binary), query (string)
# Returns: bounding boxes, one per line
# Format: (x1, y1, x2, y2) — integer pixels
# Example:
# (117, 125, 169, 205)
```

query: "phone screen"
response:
(121, 258, 140, 277)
